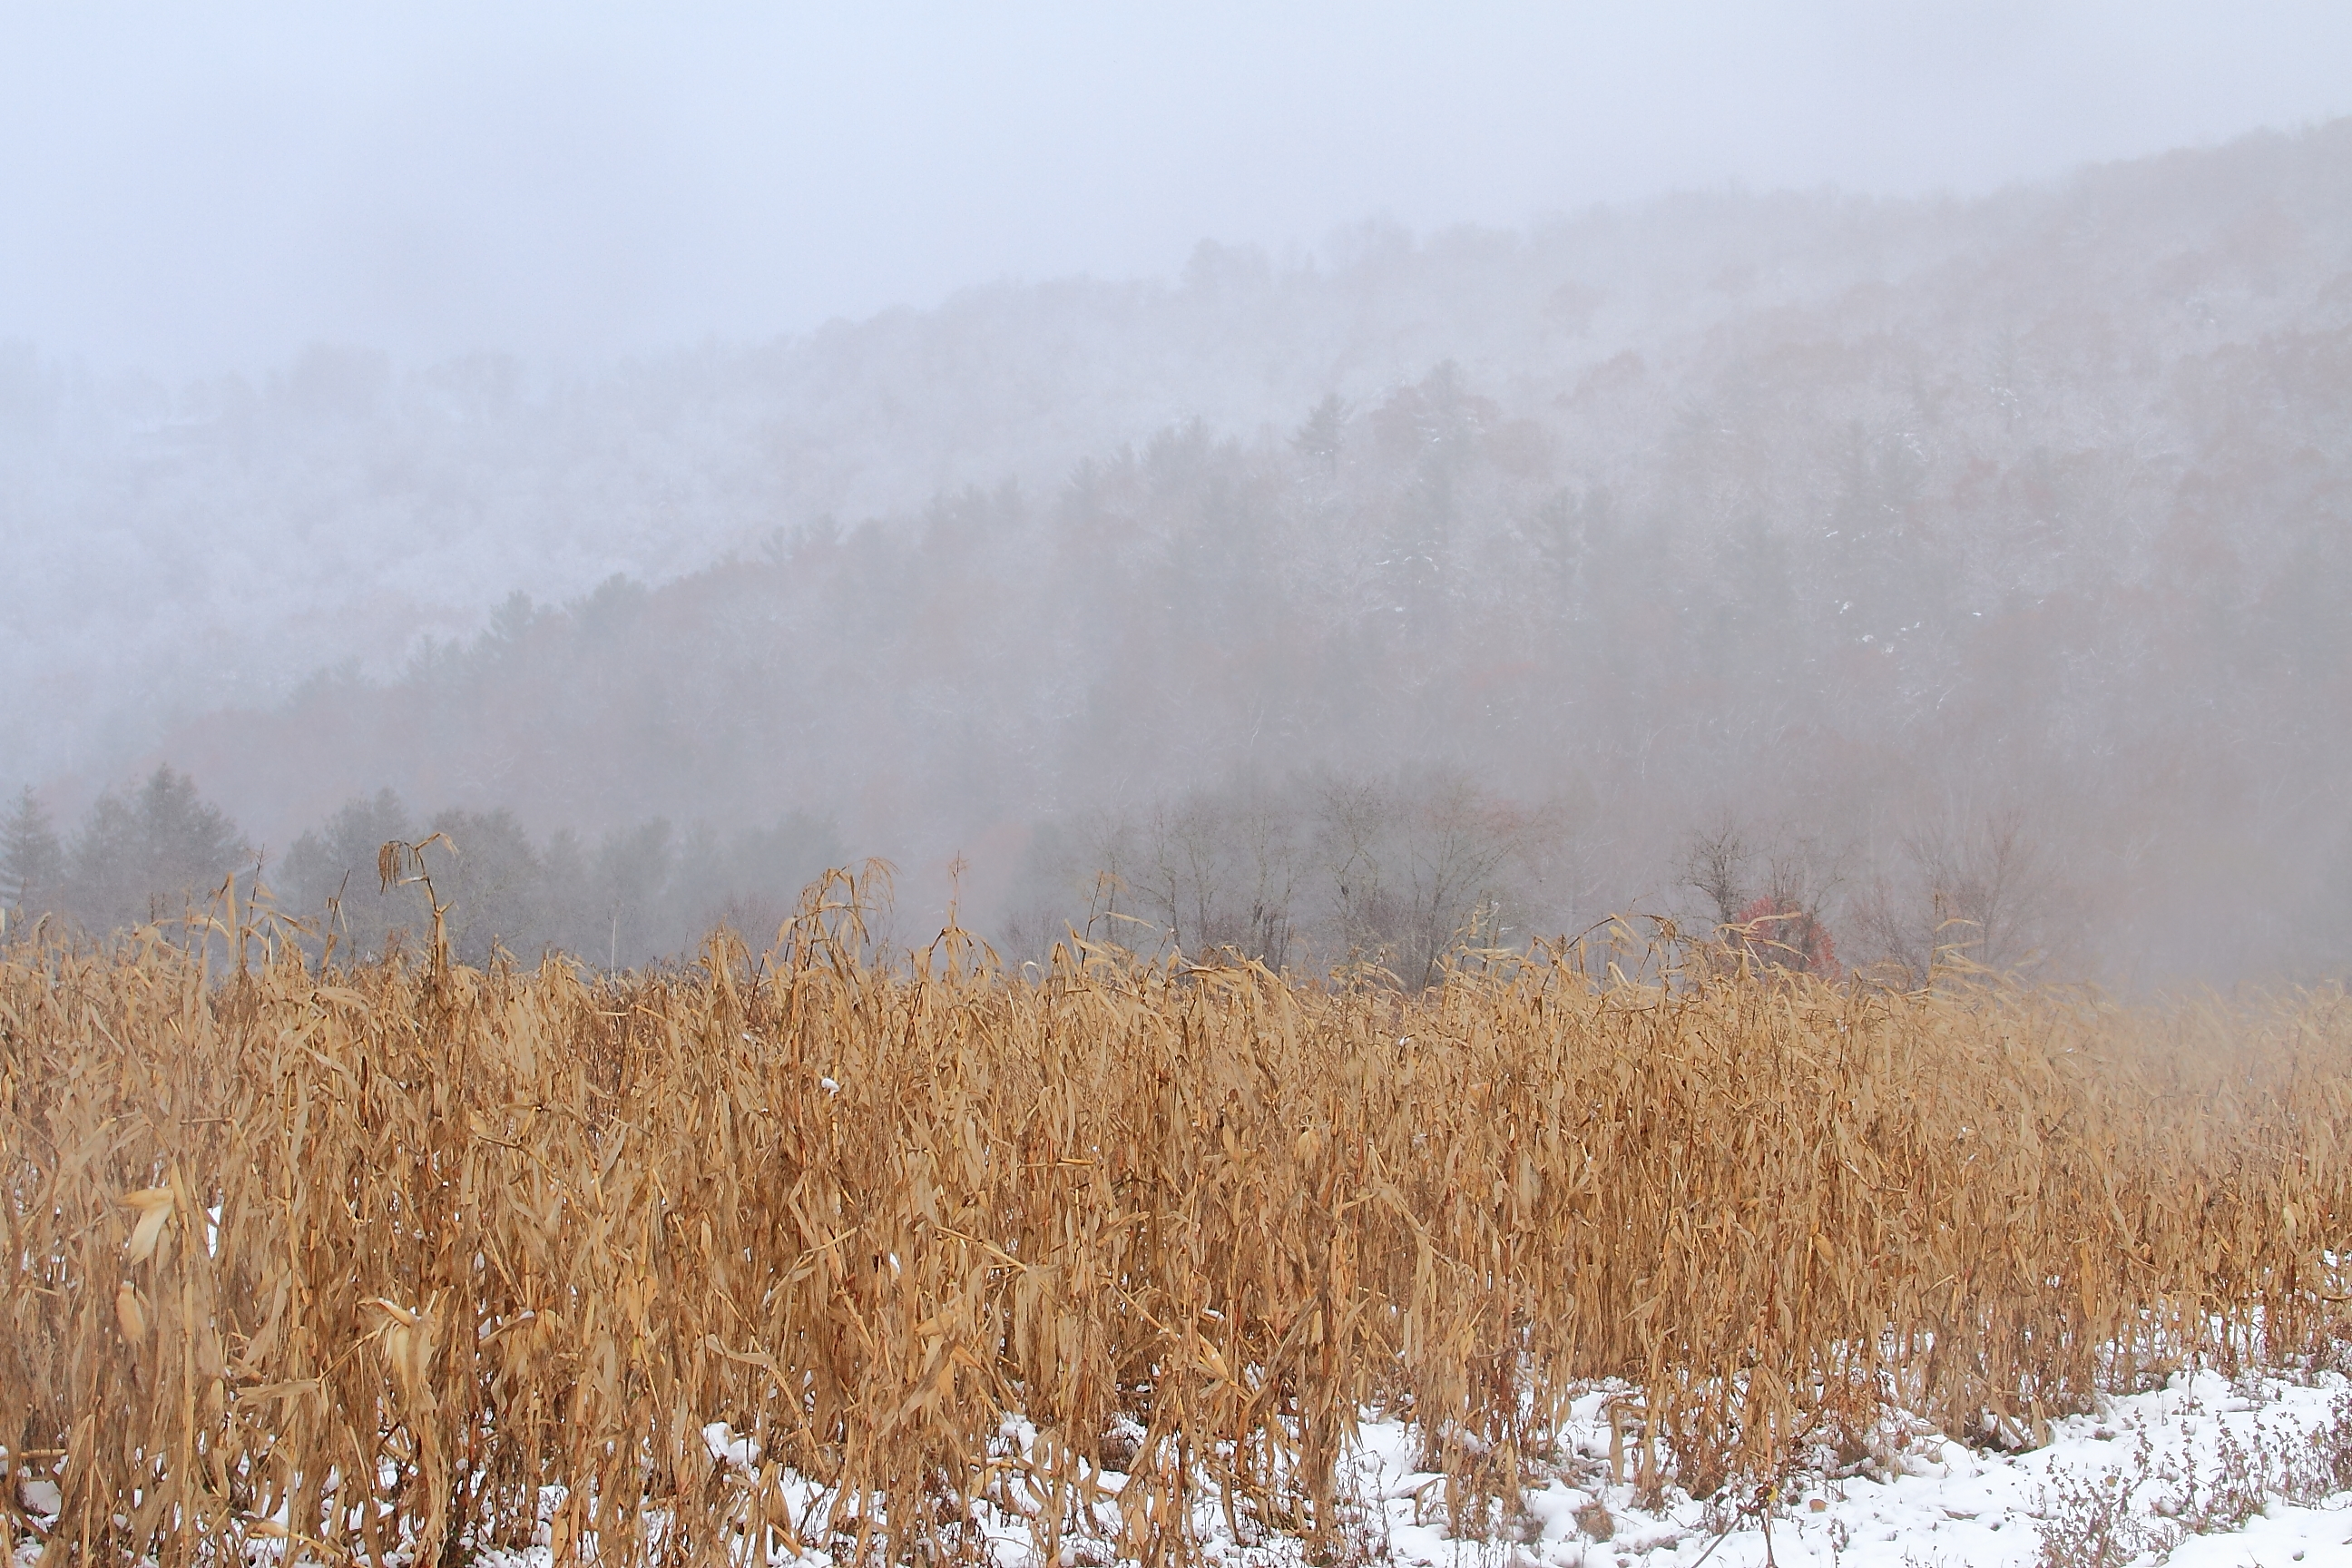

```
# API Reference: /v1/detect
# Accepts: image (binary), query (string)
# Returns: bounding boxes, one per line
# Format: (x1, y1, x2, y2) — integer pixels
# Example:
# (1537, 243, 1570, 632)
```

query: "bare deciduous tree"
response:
(1853, 808, 2075, 985)
(1319, 770, 1546, 987)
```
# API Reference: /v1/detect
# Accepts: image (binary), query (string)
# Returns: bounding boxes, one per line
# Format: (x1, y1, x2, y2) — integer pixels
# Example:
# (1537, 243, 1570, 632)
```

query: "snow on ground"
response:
(1349, 1370, 2352, 1567)
(16, 1368, 2351, 1565)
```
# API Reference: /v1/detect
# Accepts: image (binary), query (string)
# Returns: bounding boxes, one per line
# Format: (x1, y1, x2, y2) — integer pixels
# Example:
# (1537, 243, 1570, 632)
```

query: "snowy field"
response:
(652, 1371, 2352, 1568)
(704, 1367, 2352, 1568)
(34, 1367, 2328, 1567)
(1361, 1371, 2352, 1568)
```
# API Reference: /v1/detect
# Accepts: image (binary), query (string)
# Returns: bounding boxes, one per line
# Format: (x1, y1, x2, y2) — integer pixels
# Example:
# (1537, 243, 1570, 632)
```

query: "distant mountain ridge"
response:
(8, 118, 2345, 789)
(11, 119, 2352, 983)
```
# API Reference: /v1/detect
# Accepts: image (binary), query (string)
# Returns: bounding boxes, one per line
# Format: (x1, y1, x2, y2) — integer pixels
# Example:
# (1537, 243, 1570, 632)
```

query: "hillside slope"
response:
(13, 122, 2352, 978)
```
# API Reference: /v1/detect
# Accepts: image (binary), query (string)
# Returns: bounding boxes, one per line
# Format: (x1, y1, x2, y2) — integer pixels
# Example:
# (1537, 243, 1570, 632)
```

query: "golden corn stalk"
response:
(0, 869, 2346, 1565)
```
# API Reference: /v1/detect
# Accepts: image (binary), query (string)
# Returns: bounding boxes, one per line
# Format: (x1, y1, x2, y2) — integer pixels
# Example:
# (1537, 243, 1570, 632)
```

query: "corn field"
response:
(4, 868, 2348, 1565)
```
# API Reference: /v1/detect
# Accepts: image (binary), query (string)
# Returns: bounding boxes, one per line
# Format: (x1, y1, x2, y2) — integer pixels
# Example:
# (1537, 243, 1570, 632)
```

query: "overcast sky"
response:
(4, 2, 2348, 377)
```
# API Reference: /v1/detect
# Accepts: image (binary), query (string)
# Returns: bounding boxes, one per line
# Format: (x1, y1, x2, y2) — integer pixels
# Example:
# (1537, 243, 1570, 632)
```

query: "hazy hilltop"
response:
(9, 120, 2352, 984)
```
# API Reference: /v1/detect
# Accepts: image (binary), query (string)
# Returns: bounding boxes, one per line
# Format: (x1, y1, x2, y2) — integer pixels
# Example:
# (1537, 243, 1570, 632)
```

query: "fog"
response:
(4, 6, 2351, 986)
(9, 5, 2347, 371)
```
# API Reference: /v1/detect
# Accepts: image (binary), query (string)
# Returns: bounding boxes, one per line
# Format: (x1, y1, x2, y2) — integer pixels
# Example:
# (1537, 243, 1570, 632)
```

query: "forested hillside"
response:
(8, 122, 2352, 983)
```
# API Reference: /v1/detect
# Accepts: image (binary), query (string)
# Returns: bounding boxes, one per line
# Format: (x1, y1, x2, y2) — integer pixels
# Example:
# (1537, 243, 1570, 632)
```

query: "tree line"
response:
(2, 758, 2074, 993)
(1002, 766, 2075, 987)
(0, 767, 842, 968)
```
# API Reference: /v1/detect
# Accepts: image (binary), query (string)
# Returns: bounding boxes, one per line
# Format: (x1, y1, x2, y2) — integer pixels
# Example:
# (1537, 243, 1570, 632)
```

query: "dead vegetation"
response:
(2, 868, 2347, 1564)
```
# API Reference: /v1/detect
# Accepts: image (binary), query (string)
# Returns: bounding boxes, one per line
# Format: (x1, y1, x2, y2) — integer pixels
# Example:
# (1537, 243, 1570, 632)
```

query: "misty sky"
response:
(5, 3, 2349, 376)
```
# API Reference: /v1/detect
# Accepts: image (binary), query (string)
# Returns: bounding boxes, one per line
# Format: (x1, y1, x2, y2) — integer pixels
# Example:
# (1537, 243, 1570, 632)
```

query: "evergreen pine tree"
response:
(0, 788, 64, 916)
(68, 765, 248, 932)
(284, 789, 415, 959)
